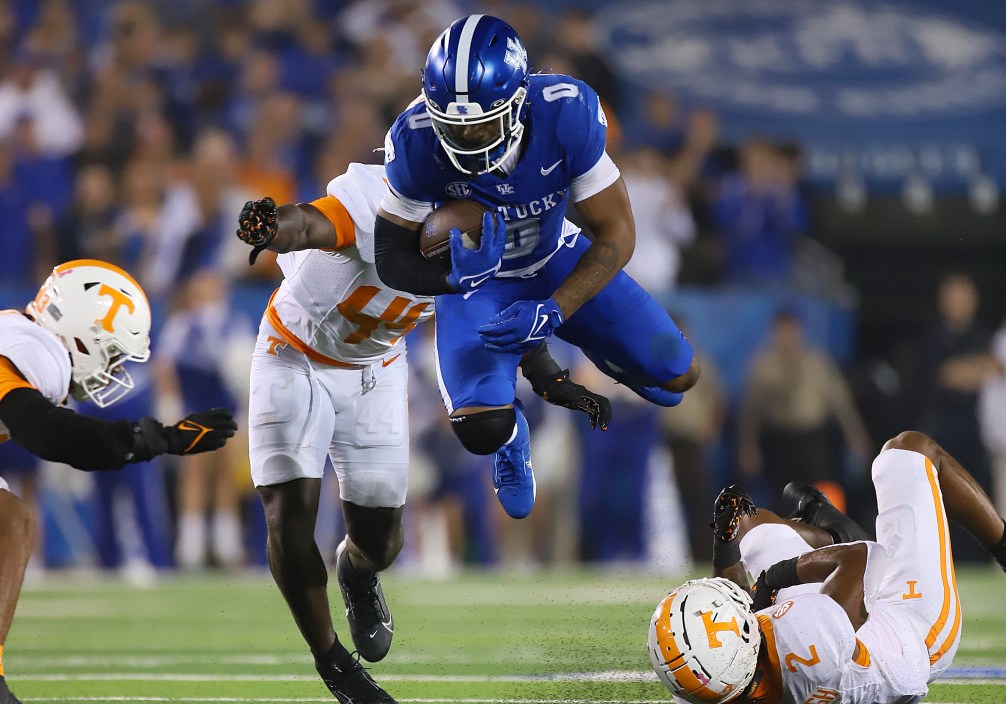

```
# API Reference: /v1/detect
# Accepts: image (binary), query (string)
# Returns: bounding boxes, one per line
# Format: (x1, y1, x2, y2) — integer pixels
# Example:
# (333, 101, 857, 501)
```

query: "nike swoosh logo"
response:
(177, 419, 211, 453)
(530, 313, 550, 337)
(460, 262, 501, 290)
(368, 620, 394, 638)
(540, 160, 562, 176)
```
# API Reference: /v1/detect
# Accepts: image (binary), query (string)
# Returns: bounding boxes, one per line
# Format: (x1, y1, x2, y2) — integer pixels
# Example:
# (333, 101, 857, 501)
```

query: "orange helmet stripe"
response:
(653, 591, 724, 701)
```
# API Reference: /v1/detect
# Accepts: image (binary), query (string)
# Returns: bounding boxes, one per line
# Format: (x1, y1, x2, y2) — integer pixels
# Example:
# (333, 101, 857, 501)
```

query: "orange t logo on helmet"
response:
(700, 611, 741, 648)
(95, 284, 136, 333)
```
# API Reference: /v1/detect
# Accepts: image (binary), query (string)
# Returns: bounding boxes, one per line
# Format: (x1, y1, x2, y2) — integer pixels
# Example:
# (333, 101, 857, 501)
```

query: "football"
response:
(419, 199, 491, 261)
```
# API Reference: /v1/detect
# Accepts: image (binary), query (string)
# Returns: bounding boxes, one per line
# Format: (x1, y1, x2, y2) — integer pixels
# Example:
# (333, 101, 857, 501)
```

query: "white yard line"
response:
(10, 671, 658, 683)
(9, 653, 555, 667)
(14, 671, 1006, 684)
(14, 655, 1006, 677)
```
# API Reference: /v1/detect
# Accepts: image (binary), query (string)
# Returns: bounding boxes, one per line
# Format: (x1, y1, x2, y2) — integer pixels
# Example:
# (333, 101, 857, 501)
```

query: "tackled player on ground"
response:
(649, 430, 1006, 704)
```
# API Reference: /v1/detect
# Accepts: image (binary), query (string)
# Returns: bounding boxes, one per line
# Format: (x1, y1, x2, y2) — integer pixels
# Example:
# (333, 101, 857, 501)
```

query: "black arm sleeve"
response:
(373, 214, 455, 295)
(0, 387, 152, 471)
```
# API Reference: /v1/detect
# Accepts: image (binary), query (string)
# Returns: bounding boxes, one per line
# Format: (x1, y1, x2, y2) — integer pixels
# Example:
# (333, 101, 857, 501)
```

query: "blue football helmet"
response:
(422, 15, 530, 175)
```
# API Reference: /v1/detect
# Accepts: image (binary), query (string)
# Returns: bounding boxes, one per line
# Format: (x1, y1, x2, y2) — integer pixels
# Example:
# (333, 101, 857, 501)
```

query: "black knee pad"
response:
(450, 408, 516, 455)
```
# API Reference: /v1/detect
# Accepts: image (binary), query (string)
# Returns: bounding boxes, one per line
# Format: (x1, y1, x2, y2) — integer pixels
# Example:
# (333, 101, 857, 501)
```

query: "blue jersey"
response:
(384, 74, 611, 276)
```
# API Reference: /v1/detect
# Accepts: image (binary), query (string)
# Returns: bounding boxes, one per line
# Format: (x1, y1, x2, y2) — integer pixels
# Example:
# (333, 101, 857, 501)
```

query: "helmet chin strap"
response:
(491, 131, 523, 176)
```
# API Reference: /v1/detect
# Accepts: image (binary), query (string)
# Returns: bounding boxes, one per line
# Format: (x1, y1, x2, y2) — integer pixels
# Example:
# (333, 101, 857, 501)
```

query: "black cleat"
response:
(783, 482, 870, 544)
(316, 653, 397, 704)
(336, 540, 394, 663)
(0, 676, 23, 704)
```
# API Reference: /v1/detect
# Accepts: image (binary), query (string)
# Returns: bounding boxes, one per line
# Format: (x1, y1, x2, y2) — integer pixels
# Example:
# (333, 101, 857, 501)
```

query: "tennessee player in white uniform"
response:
(236, 163, 611, 704)
(250, 164, 431, 500)
(0, 260, 237, 704)
(650, 431, 1006, 704)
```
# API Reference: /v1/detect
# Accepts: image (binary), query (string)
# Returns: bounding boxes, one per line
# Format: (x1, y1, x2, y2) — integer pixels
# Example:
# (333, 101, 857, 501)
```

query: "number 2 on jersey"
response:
(336, 286, 430, 345)
(785, 644, 821, 672)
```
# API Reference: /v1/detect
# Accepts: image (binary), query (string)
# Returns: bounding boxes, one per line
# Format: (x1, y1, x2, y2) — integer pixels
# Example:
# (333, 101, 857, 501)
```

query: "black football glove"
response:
(532, 369, 612, 430)
(751, 557, 800, 611)
(237, 197, 279, 265)
(711, 484, 757, 543)
(750, 570, 777, 611)
(134, 408, 238, 458)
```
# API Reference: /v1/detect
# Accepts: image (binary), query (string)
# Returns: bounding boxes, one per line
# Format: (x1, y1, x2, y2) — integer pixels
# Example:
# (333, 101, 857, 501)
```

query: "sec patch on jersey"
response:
(419, 200, 490, 261)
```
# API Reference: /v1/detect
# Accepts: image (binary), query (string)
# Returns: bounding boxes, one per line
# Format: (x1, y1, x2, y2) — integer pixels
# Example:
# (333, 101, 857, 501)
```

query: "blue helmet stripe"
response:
(454, 14, 484, 101)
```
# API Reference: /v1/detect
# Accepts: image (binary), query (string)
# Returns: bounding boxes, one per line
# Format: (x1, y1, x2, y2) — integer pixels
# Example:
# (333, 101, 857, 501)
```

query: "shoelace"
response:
(494, 452, 528, 488)
(345, 573, 386, 622)
(347, 654, 396, 703)
(495, 463, 515, 487)
(321, 652, 387, 700)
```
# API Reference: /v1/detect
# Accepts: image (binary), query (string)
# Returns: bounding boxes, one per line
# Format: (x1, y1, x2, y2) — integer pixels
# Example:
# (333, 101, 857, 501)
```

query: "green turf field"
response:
(5, 567, 1005, 703)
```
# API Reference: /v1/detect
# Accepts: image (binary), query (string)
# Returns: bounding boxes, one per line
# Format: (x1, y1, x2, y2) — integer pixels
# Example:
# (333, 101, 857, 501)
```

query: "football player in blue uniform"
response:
(374, 15, 699, 520)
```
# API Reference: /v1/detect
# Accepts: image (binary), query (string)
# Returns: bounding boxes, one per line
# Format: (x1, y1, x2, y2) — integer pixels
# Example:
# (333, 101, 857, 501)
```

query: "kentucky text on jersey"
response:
(496, 190, 566, 221)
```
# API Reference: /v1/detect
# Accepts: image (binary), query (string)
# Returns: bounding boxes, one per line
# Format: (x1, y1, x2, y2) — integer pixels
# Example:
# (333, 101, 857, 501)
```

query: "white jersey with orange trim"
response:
(0, 311, 72, 442)
(756, 592, 929, 704)
(267, 163, 435, 366)
(756, 594, 850, 704)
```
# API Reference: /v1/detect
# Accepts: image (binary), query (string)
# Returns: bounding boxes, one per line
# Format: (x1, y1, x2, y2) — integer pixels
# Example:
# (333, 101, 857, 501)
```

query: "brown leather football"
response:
(419, 199, 490, 261)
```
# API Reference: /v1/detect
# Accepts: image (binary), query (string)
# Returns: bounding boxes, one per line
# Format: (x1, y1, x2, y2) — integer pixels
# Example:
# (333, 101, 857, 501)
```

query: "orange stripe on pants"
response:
(922, 457, 961, 664)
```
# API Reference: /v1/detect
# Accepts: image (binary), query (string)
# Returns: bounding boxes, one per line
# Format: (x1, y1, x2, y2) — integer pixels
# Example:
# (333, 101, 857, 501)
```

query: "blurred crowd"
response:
(0, 0, 1003, 578)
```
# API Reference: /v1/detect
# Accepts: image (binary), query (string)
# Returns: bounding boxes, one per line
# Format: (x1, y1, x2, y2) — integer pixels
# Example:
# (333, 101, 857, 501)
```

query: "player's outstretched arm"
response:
(754, 543, 871, 630)
(237, 197, 340, 264)
(553, 178, 635, 318)
(519, 343, 612, 430)
(0, 387, 237, 471)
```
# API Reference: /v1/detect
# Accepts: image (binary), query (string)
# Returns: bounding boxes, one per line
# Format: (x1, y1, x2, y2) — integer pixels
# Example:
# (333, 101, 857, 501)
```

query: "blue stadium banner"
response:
(596, 0, 1006, 189)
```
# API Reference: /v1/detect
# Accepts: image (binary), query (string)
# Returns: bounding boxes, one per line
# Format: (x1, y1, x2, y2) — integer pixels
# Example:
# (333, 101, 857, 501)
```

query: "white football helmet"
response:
(648, 578, 761, 704)
(27, 259, 152, 408)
